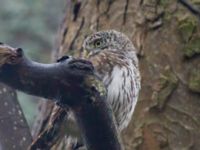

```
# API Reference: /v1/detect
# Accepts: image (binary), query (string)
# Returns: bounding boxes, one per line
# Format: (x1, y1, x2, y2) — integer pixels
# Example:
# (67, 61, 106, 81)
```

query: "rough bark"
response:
(33, 0, 200, 149)
(0, 84, 32, 150)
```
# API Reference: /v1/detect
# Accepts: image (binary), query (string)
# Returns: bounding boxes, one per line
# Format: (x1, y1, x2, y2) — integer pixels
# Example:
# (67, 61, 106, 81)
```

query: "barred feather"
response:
(84, 30, 141, 131)
(89, 50, 140, 131)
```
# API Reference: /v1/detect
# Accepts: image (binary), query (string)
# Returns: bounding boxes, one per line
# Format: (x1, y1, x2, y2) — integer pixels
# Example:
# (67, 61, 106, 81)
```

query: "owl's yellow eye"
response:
(93, 39, 103, 48)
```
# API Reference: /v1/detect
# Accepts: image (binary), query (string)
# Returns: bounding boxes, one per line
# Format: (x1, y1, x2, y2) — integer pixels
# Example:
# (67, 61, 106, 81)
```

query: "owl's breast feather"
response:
(89, 51, 140, 131)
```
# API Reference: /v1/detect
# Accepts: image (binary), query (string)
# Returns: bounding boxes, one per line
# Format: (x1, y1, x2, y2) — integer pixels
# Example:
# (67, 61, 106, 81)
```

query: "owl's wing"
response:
(88, 50, 128, 76)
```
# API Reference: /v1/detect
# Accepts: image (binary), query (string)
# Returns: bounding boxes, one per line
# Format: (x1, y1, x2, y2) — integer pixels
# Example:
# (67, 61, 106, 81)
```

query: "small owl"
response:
(83, 30, 140, 131)
(30, 30, 141, 149)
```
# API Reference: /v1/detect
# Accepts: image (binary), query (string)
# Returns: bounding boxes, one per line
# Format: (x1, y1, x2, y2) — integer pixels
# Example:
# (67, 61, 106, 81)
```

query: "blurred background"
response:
(0, 0, 65, 127)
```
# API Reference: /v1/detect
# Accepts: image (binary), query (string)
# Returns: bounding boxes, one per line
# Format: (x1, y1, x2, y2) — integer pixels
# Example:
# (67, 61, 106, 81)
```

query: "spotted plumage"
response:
(83, 30, 140, 131)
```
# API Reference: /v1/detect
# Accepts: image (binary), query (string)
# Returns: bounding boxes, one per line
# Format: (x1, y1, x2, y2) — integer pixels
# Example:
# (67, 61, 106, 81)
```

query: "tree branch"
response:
(0, 43, 123, 150)
(178, 0, 200, 19)
(29, 108, 67, 150)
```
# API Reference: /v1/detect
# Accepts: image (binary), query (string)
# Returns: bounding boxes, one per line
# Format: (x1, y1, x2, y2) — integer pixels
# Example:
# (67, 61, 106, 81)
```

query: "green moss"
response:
(178, 16, 200, 58)
(159, 0, 172, 21)
(189, 69, 200, 93)
(191, 0, 200, 5)
(152, 67, 178, 110)
(178, 17, 197, 42)
(183, 36, 200, 57)
(85, 75, 106, 98)
(159, 0, 170, 6)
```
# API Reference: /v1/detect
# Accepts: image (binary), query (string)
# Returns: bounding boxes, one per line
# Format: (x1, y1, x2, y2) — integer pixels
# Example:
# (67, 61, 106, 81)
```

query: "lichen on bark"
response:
(189, 69, 200, 93)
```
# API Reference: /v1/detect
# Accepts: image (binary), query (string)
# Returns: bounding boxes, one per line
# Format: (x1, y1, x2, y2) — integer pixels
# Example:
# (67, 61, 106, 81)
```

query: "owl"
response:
(83, 30, 141, 131)
(30, 30, 141, 149)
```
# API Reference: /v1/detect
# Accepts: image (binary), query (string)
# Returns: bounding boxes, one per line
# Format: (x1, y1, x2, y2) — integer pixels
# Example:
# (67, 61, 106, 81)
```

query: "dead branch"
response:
(178, 0, 200, 19)
(0, 43, 123, 150)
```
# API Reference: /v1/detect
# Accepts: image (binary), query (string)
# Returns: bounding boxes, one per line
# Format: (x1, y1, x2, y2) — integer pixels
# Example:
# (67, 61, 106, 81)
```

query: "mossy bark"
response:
(33, 0, 200, 149)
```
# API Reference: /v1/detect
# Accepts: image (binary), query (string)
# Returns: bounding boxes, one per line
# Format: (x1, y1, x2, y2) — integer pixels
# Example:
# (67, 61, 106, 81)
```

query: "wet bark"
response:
(33, 0, 200, 149)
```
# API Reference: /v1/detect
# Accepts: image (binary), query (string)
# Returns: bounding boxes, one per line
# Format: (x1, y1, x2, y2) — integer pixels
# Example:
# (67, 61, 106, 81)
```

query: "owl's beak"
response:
(82, 49, 93, 59)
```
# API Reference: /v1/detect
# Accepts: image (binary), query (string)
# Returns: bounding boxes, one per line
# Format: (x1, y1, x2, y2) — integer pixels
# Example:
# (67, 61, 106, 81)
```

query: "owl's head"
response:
(83, 30, 135, 57)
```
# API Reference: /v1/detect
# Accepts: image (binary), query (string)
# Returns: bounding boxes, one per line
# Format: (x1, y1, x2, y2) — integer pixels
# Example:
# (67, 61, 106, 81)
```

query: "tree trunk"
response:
(33, 0, 200, 149)
(0, 84, 32, 150)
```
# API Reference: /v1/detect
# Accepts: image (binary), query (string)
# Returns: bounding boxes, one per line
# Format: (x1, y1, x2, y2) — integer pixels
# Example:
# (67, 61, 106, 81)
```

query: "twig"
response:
(29, 108, 67, 150)
(178, 0, 200, 19)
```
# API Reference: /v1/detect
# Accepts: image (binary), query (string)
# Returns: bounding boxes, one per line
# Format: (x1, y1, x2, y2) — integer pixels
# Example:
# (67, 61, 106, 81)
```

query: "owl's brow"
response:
(88, 34, 99, 42)
(89, 35, 103, 44)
